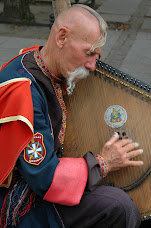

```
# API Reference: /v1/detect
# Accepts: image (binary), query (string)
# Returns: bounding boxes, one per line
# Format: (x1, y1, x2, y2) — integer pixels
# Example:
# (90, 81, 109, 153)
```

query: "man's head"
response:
(41, 4, 107, 94)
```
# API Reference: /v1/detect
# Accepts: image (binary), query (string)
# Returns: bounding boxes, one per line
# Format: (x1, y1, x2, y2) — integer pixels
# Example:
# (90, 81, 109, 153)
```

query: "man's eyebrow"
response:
(87, 49, 100, 55)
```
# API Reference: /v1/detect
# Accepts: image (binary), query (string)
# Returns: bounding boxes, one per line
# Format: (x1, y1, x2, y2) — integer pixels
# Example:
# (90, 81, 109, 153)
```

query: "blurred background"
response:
(0, 0, 150, 86)
(0, 1, 151, 227)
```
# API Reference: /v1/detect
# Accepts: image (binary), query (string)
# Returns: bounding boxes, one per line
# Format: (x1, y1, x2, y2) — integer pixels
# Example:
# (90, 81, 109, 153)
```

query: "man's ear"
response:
(56, 27, 69, 48)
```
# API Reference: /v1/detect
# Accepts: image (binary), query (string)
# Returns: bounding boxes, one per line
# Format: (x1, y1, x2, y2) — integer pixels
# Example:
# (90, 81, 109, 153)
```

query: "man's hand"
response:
(100, 132, 143, 172)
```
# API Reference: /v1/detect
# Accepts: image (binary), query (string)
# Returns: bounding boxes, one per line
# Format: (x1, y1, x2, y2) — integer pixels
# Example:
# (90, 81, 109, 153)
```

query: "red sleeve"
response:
(43, 157, 88, 206)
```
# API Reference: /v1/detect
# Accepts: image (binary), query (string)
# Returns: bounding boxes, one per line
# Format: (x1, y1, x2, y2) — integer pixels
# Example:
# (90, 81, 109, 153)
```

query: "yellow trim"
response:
(0, 77, 31, 88)
(19, 48, 24, 54)
(0, 115, 33, 133)
(0, 172, 13, 188)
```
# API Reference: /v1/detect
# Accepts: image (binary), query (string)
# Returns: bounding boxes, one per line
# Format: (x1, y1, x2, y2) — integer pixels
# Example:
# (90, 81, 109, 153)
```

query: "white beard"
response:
(66, 67, 89, 95)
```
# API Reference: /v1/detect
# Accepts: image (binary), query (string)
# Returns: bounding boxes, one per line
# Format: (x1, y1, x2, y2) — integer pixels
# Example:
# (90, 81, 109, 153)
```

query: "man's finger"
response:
(126, 149, 143, 159)
(125, 160, 144, 167)
(106, 132, 119, 146)
(116, 138, 133, 147)
(123, 142, 140, 153)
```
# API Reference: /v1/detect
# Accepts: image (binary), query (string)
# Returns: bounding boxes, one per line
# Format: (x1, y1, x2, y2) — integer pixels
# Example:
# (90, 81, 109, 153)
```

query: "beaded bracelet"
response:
(95, 154, 109, 177)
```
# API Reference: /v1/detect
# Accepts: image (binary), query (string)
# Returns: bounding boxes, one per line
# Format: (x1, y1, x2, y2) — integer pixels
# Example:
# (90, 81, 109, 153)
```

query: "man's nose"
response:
(84, 57, 96, 72)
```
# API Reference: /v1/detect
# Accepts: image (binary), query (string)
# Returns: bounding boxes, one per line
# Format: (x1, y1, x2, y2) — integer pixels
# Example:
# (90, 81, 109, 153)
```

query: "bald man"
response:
(0, 4, 142, 228)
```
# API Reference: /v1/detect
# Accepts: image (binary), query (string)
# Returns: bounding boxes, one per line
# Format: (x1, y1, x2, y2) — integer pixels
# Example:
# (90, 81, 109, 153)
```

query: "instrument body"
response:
(64, 60, 151, 220)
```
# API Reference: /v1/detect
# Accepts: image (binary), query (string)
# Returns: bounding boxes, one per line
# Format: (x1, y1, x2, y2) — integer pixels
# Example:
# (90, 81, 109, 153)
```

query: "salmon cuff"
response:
(43, 158, 88, 206)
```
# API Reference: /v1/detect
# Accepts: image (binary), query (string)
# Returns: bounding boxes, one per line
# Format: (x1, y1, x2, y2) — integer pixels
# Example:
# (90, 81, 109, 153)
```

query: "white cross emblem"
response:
(27, 142, 42, 159)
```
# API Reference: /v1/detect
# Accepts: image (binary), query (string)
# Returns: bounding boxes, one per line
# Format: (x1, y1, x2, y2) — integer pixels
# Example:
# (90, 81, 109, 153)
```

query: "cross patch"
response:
(24, 132, 46, 165)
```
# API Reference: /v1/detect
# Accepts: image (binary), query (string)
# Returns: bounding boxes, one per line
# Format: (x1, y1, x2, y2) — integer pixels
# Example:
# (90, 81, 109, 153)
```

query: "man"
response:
(0, 4, 143, 228)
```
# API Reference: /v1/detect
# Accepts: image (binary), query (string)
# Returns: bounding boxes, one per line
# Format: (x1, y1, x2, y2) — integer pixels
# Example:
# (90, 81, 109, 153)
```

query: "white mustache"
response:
(67, 67, 89, 95)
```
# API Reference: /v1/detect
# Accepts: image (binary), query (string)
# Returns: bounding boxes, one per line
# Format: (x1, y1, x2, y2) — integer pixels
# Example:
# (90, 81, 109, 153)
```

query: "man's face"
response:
(59, 24, 102, 81)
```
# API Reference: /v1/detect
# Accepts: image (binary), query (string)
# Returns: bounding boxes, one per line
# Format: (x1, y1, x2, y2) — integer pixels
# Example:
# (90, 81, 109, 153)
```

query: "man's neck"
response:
(40, 45, 60, 77)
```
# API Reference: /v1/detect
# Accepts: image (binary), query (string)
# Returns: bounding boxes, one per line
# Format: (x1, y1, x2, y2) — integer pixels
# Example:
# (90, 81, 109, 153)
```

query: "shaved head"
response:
(54, 6, 99, 30)
(53, 4, 107, 48)
(40, 4, 107, 85)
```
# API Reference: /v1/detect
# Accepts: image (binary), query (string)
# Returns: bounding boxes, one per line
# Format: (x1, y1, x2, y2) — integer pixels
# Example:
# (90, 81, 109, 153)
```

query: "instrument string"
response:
(74, 77, 91, 155)
(81, 76, 95, 153)
(137, 100, 150, 210)
(68, 86, 80, 157)
(90, 73, 103, 153)
(73, 83, 84, 156)
(84, 75, 96, 152)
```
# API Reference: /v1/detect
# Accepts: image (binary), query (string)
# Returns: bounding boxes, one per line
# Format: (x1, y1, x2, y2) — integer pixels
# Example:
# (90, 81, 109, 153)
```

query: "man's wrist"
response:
(95, 154, 109, 177)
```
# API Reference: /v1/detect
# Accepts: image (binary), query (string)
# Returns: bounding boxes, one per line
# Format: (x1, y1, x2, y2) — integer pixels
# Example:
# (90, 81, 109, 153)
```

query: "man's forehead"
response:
(72, 22, 101, 46)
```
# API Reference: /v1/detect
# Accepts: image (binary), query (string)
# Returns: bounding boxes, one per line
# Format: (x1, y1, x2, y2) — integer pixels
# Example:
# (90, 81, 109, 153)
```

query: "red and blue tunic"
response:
(0, 47, 103, 227)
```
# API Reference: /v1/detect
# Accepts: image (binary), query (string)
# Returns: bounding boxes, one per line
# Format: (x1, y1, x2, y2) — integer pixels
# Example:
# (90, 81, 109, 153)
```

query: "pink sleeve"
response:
(43, 157, 88, 206)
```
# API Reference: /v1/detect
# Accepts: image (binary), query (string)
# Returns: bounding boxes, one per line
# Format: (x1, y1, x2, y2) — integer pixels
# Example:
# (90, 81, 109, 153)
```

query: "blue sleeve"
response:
(17, 82, 60, 197)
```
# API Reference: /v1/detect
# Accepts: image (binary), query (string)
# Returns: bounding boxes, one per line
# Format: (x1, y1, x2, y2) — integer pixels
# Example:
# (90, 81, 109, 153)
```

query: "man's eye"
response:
(85, 51, 91, 56)
(85, 51, 101, 59)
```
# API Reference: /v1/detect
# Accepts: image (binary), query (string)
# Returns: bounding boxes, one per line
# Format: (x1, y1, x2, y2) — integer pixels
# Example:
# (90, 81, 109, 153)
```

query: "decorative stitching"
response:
(95, 154, 109, 177)
(34, 48, 67, 146)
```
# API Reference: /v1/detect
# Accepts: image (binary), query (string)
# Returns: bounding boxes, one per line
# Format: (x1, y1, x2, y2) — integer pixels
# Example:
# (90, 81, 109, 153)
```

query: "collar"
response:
(34, 48, 67, 94)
